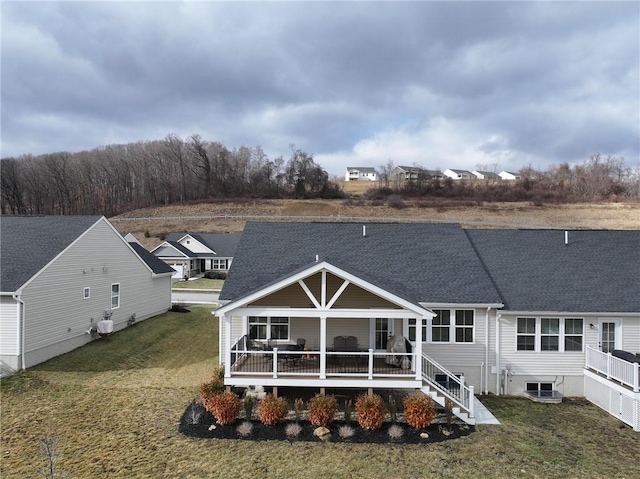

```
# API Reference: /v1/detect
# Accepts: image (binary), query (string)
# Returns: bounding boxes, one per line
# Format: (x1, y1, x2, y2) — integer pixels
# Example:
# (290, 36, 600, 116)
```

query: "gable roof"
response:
(466, 229, 640, 313)
(1, 215, 102, 292)
(346, 166, 377, 173)
(128, 243, 175, 275)
(152, 240, 197, 258)
(165, 233, 241, 257)
(220, 222, 503, 305)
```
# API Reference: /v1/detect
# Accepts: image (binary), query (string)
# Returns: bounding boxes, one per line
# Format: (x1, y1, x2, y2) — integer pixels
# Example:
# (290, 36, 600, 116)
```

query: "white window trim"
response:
(111, 283, 120, 310)
(83, 287, 90, 299)
(247, 316, 290, 342)
(516, 317, 584, 352)
(430, 309, 475, 344)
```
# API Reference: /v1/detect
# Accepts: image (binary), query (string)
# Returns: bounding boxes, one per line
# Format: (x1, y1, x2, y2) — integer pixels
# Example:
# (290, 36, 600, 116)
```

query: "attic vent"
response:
(315, 254, 319, 262)
(363, 225, 366, 237)
(564, 231, 569, 245)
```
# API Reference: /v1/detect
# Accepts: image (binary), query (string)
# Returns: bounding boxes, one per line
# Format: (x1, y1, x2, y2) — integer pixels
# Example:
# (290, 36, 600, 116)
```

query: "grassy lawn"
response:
(2, 307, 639, 478)
(171, 278, 224, 290)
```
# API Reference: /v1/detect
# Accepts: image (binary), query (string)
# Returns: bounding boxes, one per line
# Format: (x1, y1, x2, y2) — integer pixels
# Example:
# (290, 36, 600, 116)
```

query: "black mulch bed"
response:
(179, 400, 474, 444)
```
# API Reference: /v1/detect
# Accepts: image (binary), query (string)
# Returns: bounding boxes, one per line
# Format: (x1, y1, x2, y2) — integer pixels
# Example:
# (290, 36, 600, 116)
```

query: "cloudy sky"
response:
(2, 1, 638, 176)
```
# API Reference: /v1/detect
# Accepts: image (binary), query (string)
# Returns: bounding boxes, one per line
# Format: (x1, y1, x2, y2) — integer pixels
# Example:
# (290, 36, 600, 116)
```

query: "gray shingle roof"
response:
(128, 243, 175, 275)
(1, 216, 102, 292)
(220, 222, 503, 304)
(166, 233, 241, 257)
(466, 229, 640, 312)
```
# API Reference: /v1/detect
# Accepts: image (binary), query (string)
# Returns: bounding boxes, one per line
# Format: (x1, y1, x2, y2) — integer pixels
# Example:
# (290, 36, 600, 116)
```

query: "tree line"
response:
(371, 154, 639, 203)
(0, 134, 343, 216)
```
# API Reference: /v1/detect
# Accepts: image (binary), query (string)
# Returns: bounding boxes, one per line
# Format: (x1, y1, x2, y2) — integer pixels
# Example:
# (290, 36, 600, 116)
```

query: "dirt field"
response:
(111, 199, 640, 250)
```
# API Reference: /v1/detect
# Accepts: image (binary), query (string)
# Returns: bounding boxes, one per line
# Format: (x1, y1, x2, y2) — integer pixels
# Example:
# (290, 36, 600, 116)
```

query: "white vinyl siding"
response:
(0, 296, 19, 355)
(20, 219, 171, 359)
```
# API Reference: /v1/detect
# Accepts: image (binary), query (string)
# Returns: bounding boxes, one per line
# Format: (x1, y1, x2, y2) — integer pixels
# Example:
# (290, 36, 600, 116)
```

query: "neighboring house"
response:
(443, 169, 475, 180)
(472, 170, 500, 180)
(152, 233, 241, 279)
(122, 232, 141, 244)
(215, 222, 640, 428)
(389, 166, 427, 182)
(499, 171, 521, 180)
(0, 216, 173, 373)
(345, 167, 378, 181)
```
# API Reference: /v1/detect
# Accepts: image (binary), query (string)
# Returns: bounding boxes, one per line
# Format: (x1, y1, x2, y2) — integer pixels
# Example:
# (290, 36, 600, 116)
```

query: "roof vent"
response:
(564, 231, 569, 245)
(363, 225, 366, 237)
(315, 254, 319, 262)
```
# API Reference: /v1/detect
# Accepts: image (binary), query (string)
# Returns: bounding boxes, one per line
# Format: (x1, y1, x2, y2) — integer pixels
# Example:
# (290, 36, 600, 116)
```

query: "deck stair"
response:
(420, 352, 476, 425)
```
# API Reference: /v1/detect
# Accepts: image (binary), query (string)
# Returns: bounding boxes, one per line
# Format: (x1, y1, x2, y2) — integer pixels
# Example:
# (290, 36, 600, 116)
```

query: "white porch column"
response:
(320, 316, 327, 379)
(224, 314, 232, 378)
(415, 316, 423, 380)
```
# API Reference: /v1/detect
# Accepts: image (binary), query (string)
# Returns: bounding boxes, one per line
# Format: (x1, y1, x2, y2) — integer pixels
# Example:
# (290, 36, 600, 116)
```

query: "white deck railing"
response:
(585, 345, 639, 392)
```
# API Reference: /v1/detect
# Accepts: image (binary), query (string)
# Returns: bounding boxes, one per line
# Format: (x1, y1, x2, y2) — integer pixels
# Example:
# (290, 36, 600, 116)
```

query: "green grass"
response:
(2, 306, 639, 478)
(171, 278, 224, 290)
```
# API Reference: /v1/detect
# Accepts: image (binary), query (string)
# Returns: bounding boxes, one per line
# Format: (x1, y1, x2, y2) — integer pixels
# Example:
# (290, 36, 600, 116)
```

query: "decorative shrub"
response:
(387, 394, 398, 422)
(236, 421, 254, 437)
(285, 422, 302, 439)
(243, 396, 254, 419)
(208, 391, 241, 425)
(307, 394, 338, 427)
(338, 424, 355, 439)
(204, 271, 227, 279)
(344, 399, 353, 424)
(293, 398, 304, 423)
(199, 367, 226, 416)
(257, 394, 289, 426)
(355, 393, 386, 430)
(387, 424, 404, 440)
(403, 394, 436, 429)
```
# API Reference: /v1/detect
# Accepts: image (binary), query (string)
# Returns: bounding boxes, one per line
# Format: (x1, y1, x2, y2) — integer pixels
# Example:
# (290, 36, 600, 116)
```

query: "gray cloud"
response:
(2, 1, 638, 176)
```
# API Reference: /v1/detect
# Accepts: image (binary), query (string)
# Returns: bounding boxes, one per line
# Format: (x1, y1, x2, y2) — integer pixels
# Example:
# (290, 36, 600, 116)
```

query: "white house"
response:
(499, 171, 521, 180)
(152, 233, 241, 279)
(0, 216, 174, 373)
(444, 169, 475, 180)
(215, 222, 640, 428)
(472, 170, 500, 180)
(345, 167, 378, 181)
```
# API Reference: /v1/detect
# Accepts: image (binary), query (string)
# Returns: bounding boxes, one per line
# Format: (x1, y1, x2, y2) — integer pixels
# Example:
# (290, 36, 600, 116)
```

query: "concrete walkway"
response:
(473, 397, 500, 424)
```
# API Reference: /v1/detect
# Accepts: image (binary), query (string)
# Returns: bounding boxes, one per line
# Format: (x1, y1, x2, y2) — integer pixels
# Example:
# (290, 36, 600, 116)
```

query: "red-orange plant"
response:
(307, 394, 338, 427)
(257, 394, 289, 426)
(403, 394, 436, 429)
(207, 391, 241, 425)
(355, 393, 386, 430)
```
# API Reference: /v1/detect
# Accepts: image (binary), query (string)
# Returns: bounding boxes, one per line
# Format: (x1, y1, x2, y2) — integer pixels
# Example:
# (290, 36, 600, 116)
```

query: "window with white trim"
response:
(111, 283, 120, 309)
(431, 309, 450, 342)
(212, 259, 227, 270)
(248, 316, 289, 341)
(408, 318, 426, 342)
(83, 287, 90, 299)
(526, 382, 554, 398)
(516, 317, 584, 352)
(431, 309, 474, 343)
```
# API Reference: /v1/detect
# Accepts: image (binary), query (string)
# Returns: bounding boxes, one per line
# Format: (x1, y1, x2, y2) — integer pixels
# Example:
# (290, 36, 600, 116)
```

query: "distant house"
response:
(152, 233, 241, 279)
(472, 170, 500, 180)
(0, 216, 174, 373)
(389, 166, 431, 182)
(345, 167, 378, 181)
(122, 232, 141, 244)
(499, 171, 521, 180)
(443, 169, 474, 180)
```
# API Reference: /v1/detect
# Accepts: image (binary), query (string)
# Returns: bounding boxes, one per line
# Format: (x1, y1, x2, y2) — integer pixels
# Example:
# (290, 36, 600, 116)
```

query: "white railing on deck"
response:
(585, 345, 639, 392)
(421, 353, 474, 417)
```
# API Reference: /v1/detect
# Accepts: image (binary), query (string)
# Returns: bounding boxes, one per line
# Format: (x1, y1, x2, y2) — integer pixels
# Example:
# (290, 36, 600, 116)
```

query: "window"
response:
(517, 317, 584, 352)
(248, 316, 289, 341)
(212, 259, 227, 270)
(516, 318, 536, 351)
(540, 318, 559, 351)
(111, 283, 120, 309)
(408, 318, 426, 343)
(526, 382, 554, 398)
(564, 319, 583, 351)
(455, 310, 474, 343)
(375, 318, 390, 349)
(431, 309, 450, 342)
(83, 287, 90, 299)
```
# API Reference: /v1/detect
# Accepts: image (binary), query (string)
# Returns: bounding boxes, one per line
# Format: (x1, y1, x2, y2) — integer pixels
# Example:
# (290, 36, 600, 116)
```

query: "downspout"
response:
(13, 293, 26, 370)
(495, 311, 501, 395)
(485, 307, 490, 395)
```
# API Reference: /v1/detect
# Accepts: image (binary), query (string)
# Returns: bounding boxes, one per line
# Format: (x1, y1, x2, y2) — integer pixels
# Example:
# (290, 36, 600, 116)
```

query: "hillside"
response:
(111, 199, 640, 250)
